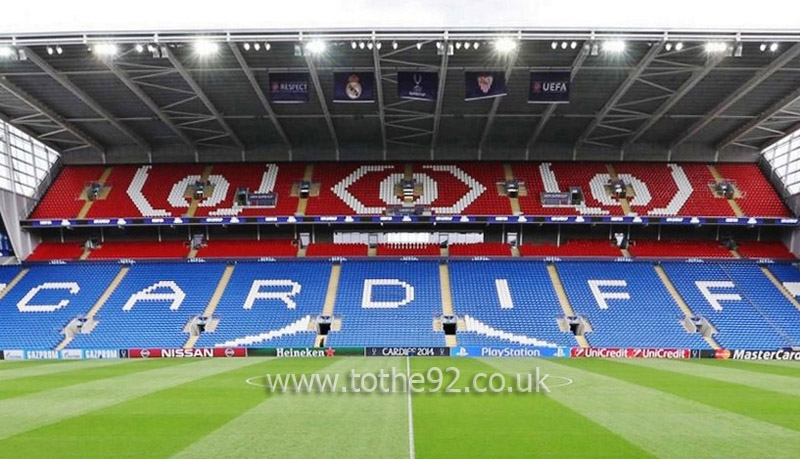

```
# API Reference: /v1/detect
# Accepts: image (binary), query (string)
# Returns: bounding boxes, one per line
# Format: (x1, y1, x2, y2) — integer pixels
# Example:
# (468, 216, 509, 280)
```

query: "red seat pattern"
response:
(30, 162, 791, 219)
(197, 239, 297, 258)
(448, 243, 511, 256)
(26, 242, 85, 261)
(737, 241, 795, 260)
(519, 240, 622, 257)
(88, 241, 190, 259)
(305, 243, 368, 257)
(29, 166, 104, 219)
(628, 240, 733, 258)
(715, 163, 792, 217)
(377, 244, 440, 256)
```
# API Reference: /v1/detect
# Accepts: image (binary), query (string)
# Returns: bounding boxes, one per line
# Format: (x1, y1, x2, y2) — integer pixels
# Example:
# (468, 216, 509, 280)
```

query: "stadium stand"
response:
(519, 240, 622, 257)
(325, 261, 446, 347)
(715, 164, 792, 217)
(736, 241, 796, 260)
(628, 240, 733, 258)
(0, 264, 120, 349)
(448, 243, 512, 257)
(27, 242, 85, 261)
(305, 243, 368, 257)
(197, 239, 297, 258)
(556, 261, 709, 348)
(449, 260, 576, 347)
(88, 241, 190, 259)
(29, 166, 105, 219)
(69, 262, 227, 349)
(661, 262, 790, 349)
(376, 243, 440, 256)
(194, 261, 326, 347)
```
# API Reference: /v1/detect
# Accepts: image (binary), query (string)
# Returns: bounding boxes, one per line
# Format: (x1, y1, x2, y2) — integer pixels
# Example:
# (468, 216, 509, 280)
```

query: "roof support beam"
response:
(304, 53, 340, 159)
(0, 76, 104, 153)
(430, 42, 450, 160)
(163, 47, 246, 151)
(20, 46, 149, 150)
(527, 44, 590, 155)
(373, 43, 388, 160)
(622, 54, 725, 149)
(101, 58, 195, 150)
(575, 41, 665, 149)
(478, 47, 519, 159)
(671, 42, 800, 150)
(228, 42, 293, 156)
(716, 86, 800, 150)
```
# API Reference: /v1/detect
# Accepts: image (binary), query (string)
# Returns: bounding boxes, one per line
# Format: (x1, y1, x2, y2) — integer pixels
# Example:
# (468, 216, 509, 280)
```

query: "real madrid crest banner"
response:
(528, 71, 571, 104)
(464, 71, 507, 101)
(268, 73, 310, 104)
(397, 71, 438, 101)
(333, 72, 375, 103)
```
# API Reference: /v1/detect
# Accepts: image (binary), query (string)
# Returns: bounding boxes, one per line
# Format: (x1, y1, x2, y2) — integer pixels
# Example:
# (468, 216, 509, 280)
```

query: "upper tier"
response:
(28, 161, 792, 221)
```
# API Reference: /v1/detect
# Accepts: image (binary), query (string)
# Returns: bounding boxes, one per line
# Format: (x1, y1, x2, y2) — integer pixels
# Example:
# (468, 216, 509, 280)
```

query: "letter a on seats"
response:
(17, 282, 80, 312)
(588, 280, 630, 309)
(362, 279, 414, 308)
(244, 280, 302, 309)
(695, 281, 741, 311)
(123, 281, 186, 311)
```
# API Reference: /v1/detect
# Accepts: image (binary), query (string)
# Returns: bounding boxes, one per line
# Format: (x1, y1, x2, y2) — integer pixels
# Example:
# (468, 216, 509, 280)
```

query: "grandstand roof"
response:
(2, 29, 800, 164)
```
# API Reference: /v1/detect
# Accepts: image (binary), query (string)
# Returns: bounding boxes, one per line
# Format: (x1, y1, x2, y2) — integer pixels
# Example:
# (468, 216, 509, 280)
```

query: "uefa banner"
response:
(268, 72, 309, 104)
(397, 71, 438, 101)
(333, 72, 375, 103)
(464, 71, 507, 101)
(529, 71, 571, 103)
(451, 346, 569, 358)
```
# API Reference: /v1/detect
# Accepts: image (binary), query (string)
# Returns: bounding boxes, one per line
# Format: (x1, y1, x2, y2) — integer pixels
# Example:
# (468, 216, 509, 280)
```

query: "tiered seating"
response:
(662, 262, 789, 349)
(84, 166, 141, 218)
(414, 162, 510, 215)
(519, 240, 622, 257)
(305, 163, 405, 215)
(448, 243, 511, 257)
(0, 264, 120, 349)
(197, 239, 297, 258)
(27, 242, 85, 261)
(449, 261, 574, 346)
(557, 261, 708, 348)
(69, 262, 227, 349)
(305, 243, 367, 257)
(195, 261, 326, 347)
(716, 163, 792, 217)
(88, 241, 189, 259)
(29, 166, 104, 219)
(676, 164, 738, 217)
(737, 241, 795, 260)
(629, 240, 733, 258)
(325, 261, 446, 346)
(515, 162, 624, 216)
(377, 243, 440, 256)
(613, 163, 690, 216)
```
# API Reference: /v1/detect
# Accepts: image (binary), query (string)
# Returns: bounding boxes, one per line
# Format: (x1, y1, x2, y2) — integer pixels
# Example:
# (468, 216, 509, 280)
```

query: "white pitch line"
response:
(406, 356, 416, 459)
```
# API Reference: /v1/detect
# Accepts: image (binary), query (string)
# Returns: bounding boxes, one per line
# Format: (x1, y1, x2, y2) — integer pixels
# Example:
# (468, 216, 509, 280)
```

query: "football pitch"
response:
(1, 357, 800, 458)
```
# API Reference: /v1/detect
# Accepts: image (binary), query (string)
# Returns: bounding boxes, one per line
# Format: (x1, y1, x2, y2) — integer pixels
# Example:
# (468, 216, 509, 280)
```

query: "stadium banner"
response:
(366, 347, 450, 357)
(85, 349, 126, 359)
(726, 349, 800, 360)
(570, 348, 690, 358)
(464, 71, 507, 101)
(529, 71, 571, 103)
(333, 72, 375, 103)
(127, 348, 247, 359)
(268, 72, 310, 104)
(451, 346, 569, 358)
(247, 347, 363, 357)
(397, 71, 438, 101)
(24, 350, 62, 360)
(0, 351, 3, 360)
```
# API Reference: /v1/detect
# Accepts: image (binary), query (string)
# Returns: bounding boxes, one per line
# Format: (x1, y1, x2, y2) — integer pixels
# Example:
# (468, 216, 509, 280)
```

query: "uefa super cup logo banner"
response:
(268, 72, 310, 104)
(333, 72, 375, 103)
(465, 71, 507, 101)
(529, 71, 571, 104)
(397, 71, 438, 101)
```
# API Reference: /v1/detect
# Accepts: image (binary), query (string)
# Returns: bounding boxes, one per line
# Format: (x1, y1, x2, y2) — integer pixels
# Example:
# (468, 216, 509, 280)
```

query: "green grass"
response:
(0, 357, 798, 458)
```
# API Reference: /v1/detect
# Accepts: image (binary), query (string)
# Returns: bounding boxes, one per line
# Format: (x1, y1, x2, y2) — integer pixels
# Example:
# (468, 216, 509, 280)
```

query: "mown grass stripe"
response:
(487, 358, 800, 458)
(413, 358, 650, 458)
(170, 357, 409, 459)
(620, 358, 800, 398)
(555, 358, 800, 436)
(0, 358, 250, 443)
(0, 359, 180, 402)
(0, 359, 130, 381)
(0, 358, 311, 459)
